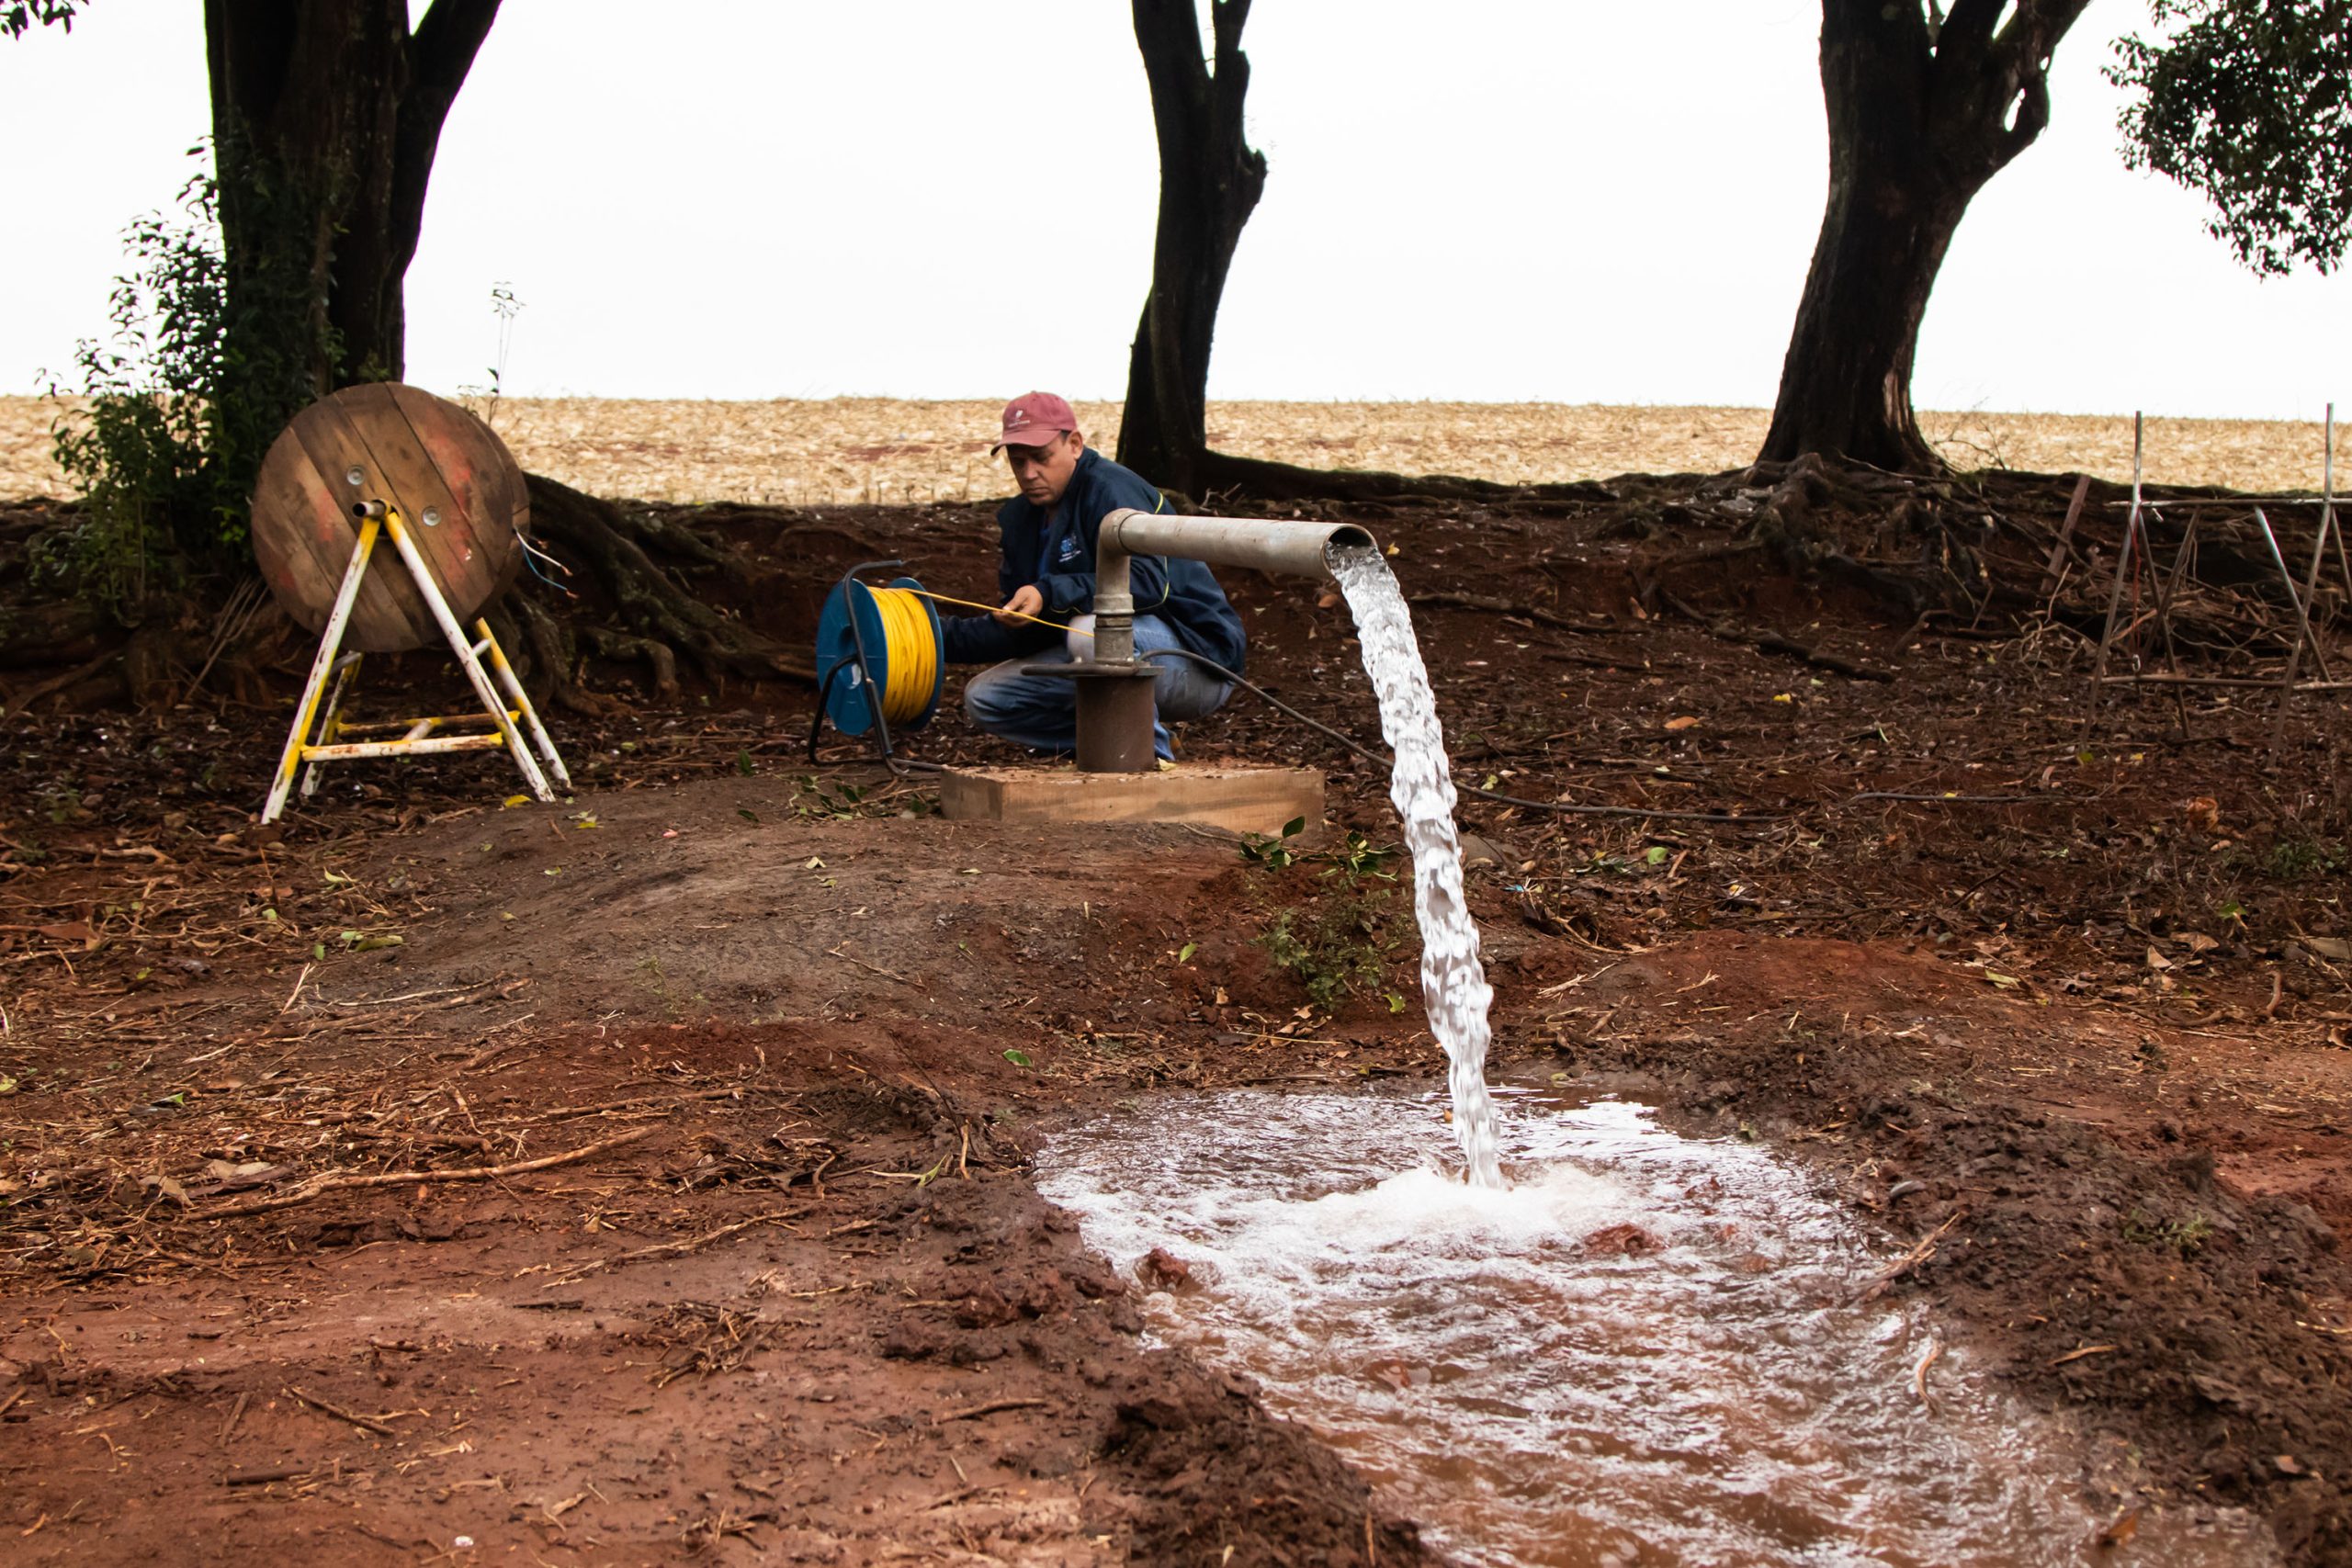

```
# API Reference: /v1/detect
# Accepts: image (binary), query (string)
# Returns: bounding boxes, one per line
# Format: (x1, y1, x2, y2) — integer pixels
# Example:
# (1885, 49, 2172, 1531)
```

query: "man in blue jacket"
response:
(939, 392, 1245, 761)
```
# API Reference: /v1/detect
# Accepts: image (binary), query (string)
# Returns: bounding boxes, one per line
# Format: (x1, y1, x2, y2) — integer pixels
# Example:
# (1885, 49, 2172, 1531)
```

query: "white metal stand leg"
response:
(299, 653, 362, 801)
(264, 517, 381, 825)
(379, 509, 554, 803)
(476, 617, 573, 790)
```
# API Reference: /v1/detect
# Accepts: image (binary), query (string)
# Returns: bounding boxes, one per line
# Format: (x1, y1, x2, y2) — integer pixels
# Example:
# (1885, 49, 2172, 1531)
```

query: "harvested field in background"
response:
(0, 393, 2335, 505)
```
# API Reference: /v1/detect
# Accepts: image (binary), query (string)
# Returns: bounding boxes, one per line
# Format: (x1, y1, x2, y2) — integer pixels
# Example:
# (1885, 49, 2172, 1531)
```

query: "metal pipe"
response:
(1091, 509, 1378, 663)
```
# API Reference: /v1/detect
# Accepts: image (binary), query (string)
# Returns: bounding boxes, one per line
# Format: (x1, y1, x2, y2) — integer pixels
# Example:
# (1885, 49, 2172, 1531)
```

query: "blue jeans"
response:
(963, 615, 1233, 761)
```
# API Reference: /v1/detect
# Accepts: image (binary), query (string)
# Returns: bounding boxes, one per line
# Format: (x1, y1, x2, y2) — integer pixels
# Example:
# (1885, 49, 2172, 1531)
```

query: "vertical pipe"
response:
(2328, 403, 2351, 602)
(2297, 403, 2337, 660)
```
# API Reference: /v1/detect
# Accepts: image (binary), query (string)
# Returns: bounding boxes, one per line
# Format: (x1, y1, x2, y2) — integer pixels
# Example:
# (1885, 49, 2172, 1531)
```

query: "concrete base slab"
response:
(937, 763, 1324, 836)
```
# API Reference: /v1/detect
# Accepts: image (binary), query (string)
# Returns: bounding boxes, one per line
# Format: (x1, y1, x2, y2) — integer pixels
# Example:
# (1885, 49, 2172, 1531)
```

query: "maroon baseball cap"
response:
(991, 391, 1076, 453)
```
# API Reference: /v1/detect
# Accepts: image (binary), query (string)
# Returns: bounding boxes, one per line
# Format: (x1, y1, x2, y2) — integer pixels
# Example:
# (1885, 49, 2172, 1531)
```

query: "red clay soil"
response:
(3, 474, 2350, 1564)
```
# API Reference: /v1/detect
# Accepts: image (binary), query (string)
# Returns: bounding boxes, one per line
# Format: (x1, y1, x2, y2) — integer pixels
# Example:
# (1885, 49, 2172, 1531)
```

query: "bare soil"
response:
(3, 475, 2350, 1564)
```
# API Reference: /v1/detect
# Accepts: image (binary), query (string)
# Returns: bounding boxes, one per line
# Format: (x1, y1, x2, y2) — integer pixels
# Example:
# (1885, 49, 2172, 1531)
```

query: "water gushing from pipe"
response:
(1329, 543, 1503, 1187)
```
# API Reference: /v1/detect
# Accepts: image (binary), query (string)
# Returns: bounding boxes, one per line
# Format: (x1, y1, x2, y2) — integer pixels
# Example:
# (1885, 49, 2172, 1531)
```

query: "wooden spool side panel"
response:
(393, 384, 529, 603)
(252, 384, 526, 654)
(327, 385, 488, 637)
(251, 424, 345, 639)
(283, 403, 444, 651)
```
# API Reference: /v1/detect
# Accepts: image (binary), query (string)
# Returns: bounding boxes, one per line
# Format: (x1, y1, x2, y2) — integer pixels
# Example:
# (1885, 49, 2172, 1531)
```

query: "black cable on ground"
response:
(1139, 649, 1780, 825)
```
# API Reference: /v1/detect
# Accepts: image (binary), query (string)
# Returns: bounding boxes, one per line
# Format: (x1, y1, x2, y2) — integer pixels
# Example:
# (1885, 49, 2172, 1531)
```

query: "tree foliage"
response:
(1, 0, 81, 37)
(30, 2, 500, 618)
(2111, 0, 2352, 275)
(44, 152, 329, 609)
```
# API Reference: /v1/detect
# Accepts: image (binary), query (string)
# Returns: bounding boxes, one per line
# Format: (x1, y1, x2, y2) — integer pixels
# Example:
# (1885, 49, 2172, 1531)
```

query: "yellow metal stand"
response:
(263, 502, 570, 824)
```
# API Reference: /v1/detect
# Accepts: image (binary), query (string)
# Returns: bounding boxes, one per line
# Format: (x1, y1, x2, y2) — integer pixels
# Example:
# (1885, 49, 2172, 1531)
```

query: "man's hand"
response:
(993, 584, 1046, 626)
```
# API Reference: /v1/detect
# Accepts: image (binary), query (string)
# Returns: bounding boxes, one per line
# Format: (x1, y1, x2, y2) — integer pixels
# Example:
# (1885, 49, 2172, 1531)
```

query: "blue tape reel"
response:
(815, 575, 944, 737)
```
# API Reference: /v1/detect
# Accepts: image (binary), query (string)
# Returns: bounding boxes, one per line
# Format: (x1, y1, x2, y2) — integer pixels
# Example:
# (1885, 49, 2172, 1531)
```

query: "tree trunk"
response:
(1759, 0, 2090, 474)
(204, 0, 501, 394)
(1118, 0, 1266, 499)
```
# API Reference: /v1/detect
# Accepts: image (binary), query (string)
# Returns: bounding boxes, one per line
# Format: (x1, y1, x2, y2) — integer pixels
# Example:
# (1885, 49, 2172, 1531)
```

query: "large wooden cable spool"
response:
(251, 383, 529, 652)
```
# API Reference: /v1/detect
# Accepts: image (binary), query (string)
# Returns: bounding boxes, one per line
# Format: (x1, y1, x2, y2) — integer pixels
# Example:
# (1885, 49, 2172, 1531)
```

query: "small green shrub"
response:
(2121, 1207, 2213, 1257)
(42, 147, 329, 615)
(2267, 834, 2346, 882)
(1256, 891, 1396, 1010)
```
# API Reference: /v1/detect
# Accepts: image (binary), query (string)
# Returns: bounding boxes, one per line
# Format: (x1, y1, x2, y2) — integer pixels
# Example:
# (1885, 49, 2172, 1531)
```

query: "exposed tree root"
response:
(4, 644, 123, 716)
(1730, 453, 1994, 617)
(515, 474, 813, 703)
(0, 602, 114, 675)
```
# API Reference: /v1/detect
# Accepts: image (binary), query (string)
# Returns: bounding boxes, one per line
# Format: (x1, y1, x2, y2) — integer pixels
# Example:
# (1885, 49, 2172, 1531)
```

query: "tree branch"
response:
(1133, 0, 1211, 145)
(388, 0, 502, 281)
(1210, 0, 1250, 73)
(409, 0, 503, 109)
(1939, 0, 2007, 58)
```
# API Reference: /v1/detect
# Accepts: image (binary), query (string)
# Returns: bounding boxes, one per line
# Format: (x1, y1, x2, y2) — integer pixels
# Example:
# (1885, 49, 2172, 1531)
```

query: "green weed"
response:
(1256, 891, 1396, 1010)
(2121, 1207, 2213, 1257)
(2266, 834, 2346, 882)
(1238, 820, 1397, 883)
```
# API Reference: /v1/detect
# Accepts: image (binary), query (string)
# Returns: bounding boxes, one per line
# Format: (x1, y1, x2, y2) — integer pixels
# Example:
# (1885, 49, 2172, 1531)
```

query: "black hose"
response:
(1137, 648, 1777, 824)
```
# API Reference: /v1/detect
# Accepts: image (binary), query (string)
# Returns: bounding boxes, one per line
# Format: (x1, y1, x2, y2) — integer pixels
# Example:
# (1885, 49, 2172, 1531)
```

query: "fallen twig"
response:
(287, 1385, 396, 1437)
(223, 1465, 312, 1487)
(827, 942, 922, 988)
(934, 1397, 1048, 1425)
(1657, 590, 1894, 682)
(1911, 1337, 1943, 1410)
(194, 1126, 658, 1219)
(1858, 1212, 1962, 1303)
(280, 962, 312, 1014)
(550, 1206, 810, 1286)
(1407, 592, 1619, 635)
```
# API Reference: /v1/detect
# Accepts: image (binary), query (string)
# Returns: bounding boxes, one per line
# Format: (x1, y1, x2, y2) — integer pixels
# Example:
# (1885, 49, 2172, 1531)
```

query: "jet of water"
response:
(1330, 544, 1504, 1188)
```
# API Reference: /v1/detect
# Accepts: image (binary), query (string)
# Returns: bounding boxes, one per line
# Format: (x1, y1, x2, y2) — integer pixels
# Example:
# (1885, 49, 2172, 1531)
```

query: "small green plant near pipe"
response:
(1256, 890, 1396, 1010)
(1238, 819, 1397, 883)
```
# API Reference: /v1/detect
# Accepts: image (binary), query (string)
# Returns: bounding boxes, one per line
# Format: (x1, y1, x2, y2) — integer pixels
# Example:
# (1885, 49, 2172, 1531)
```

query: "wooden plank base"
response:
(937, 764, 1325, 836)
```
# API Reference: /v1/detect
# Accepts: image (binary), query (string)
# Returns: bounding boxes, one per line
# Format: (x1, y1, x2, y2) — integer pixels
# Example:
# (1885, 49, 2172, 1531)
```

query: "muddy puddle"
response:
(1037, 1083, 2274, 1567)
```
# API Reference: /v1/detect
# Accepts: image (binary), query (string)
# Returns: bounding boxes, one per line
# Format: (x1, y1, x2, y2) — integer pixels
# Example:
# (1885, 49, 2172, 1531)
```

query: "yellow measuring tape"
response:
(862, 586, 942, 725)
(902, 586, 1094, 637)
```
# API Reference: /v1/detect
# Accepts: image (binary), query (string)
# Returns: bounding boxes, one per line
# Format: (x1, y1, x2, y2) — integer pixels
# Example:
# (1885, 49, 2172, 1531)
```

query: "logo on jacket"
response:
(1057, 538, 1082, 563)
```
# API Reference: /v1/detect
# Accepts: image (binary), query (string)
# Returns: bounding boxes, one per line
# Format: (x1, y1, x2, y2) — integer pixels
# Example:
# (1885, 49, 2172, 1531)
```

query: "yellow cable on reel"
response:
(864, 585, 940, 726)
(815, 575, 1103, 741)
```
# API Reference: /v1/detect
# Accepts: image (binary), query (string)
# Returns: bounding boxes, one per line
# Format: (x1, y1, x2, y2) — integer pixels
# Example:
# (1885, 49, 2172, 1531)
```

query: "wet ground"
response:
(1041, 1082, 2274, 1567)
(3, 477, 2350, 1562)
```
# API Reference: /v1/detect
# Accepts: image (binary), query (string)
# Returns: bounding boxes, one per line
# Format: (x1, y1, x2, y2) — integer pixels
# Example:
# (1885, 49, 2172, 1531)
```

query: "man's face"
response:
(1005, 429, 1083, 508)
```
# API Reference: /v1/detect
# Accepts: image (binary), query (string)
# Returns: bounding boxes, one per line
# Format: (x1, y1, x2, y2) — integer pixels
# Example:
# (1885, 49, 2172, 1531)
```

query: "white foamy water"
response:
(1038, 1086, 2272, 1568)
(1331, 544, 1503, 1187)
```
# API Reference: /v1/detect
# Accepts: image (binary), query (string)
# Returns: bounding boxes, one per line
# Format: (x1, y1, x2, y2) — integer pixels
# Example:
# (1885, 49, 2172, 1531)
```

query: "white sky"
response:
(3, 1, 2344, 419)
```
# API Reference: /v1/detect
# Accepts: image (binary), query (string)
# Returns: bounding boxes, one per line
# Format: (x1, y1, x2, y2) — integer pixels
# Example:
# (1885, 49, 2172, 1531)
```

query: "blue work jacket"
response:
(938, 448, 1248, 672)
